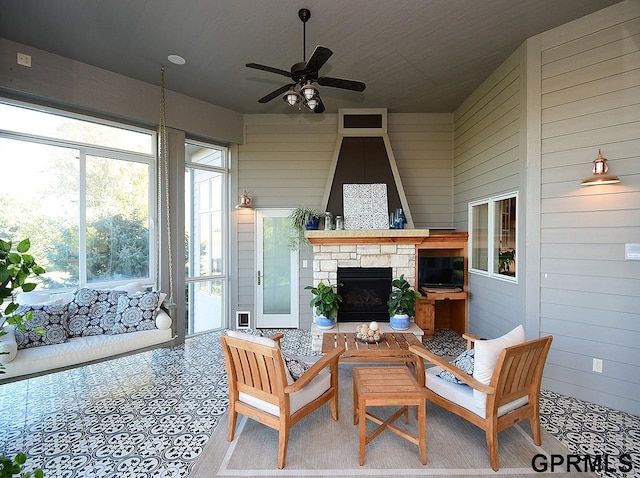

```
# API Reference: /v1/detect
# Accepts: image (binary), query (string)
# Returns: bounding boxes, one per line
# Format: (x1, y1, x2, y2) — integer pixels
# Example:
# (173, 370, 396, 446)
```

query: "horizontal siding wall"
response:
(235, 112, 454, 328)
(452, 47, 525, 340)
(237, 114, 339, 329)
(387, 113, 454, 228)
(538, 0, 640, 415)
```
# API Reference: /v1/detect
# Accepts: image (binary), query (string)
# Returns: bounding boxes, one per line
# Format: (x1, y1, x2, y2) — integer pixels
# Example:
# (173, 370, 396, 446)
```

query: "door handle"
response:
(257, 270, 261, 285)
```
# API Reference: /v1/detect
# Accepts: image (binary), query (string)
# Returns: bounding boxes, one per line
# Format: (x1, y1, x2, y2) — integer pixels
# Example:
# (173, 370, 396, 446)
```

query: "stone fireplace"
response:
(306, 229, 429, 350)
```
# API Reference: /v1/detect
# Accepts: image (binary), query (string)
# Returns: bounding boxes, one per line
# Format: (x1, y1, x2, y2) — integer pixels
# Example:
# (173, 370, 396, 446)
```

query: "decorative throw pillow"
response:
(472, 325, 525, 409)
(14, 303, 69, 349)
(111, 291, 160, 335)
(67, 288, 126, 337)
(437, 348, 475, 384)
(281, 352, 310, 381)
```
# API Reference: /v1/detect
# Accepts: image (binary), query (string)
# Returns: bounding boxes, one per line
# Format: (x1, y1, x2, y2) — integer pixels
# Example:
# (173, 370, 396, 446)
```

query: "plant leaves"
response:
(16, 239, 31, 253)
(0, 239, 11, 253)
(21, 282, 37, 292)
(4, 302, 18, 314)
(7, 252, 21, 264)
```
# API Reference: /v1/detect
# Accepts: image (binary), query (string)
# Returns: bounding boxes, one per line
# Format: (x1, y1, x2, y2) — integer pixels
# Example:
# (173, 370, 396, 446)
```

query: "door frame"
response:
(255, 208, 299, 328)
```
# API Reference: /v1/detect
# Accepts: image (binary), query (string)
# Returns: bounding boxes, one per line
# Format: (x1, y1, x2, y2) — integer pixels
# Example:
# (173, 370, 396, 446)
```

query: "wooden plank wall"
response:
(236, 112, 453, 328)
(538, 1, 640, 415)
(452, 48, 525, 340)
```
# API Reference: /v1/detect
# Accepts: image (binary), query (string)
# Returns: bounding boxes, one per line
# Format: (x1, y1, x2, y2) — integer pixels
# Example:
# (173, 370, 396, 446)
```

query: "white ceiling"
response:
(0, 0, 622, 114)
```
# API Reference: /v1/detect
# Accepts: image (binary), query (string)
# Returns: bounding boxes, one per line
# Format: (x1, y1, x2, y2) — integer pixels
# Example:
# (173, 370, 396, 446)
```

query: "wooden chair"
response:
(410, 334, 552, 471)
(220, 332, 344, 469)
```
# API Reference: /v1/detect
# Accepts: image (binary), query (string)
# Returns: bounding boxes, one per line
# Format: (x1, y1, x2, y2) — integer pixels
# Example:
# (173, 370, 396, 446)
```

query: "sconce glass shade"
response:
(580, 150, 620, 186)
(235, 190, 252, 209)
(306, 96, 319, 111)
(301, 81, 318, 101)
(283, 88, 300, 107)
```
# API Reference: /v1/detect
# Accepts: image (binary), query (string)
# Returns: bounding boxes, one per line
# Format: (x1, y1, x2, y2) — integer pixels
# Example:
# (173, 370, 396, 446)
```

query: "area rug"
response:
(192, 364, 595, 477)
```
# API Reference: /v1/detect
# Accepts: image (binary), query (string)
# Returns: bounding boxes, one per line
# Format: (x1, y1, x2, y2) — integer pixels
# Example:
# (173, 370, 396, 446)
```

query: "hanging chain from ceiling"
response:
(158, 67, 174, 303)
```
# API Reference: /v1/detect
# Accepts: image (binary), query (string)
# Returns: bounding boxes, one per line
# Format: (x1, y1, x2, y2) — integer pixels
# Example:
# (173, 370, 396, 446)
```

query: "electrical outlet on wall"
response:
(592, 358, 603, 373)
(17, 52, 31, 67)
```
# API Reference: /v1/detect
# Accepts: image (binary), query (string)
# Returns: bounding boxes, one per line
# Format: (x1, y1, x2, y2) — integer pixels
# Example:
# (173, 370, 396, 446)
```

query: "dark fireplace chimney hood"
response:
(320, 109, 414, 228)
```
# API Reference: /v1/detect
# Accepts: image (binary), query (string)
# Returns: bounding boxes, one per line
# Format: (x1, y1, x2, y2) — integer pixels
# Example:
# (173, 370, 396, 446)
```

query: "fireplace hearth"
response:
(337, 267, 392, 322)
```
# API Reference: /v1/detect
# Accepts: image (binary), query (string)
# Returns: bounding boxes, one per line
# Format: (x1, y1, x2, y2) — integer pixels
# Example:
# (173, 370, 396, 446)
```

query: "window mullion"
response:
(78, 150, 87, 286)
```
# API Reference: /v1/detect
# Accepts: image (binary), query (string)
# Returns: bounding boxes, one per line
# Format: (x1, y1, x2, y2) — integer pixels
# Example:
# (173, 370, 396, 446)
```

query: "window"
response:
(469, 193, 517, 281)
(185, 140, 228, 334)
(0, 100, 156, 290)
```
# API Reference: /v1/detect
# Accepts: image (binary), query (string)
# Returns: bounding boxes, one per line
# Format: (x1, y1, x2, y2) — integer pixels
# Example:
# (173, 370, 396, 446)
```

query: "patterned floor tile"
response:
(1, 328, 637, 477)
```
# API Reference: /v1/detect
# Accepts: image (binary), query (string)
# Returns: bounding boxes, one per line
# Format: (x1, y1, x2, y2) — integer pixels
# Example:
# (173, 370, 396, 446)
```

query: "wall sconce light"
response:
(235, 190, 253, 209)
(580, 150, 620, 186)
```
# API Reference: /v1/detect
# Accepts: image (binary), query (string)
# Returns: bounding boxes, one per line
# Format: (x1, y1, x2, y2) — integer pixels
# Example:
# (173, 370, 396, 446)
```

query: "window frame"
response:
(184, 138, 229, 335)
(468, 192, 518, 283)
(0, 98, 157, 291)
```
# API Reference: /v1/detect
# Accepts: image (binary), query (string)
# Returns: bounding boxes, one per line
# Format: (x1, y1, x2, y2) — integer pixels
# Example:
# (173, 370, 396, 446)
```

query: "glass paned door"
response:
(256, 209, 299, 328)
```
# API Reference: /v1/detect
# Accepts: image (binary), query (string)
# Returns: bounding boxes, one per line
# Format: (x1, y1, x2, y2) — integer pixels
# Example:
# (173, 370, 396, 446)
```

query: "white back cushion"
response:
(472, 325, 525, 410)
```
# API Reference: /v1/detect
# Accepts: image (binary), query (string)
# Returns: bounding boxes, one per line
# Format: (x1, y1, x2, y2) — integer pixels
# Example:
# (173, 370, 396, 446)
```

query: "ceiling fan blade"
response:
(304, 46, 333, 74)
(246, 63, 292, 78)
(317, 76, 366, 92)
(314, 97, 326, 114)
(258, 84, 295, 103)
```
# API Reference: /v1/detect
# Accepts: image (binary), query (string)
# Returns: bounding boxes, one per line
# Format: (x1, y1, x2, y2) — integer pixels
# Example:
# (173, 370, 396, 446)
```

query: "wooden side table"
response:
(353, 366, 427, 466)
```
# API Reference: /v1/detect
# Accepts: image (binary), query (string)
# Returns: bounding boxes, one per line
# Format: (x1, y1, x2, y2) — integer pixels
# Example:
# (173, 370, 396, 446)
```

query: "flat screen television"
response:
(418, 256, 464, 289)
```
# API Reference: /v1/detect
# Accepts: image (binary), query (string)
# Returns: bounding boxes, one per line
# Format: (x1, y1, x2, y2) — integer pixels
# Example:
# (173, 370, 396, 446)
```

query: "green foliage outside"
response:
(0, 143, 150, 289)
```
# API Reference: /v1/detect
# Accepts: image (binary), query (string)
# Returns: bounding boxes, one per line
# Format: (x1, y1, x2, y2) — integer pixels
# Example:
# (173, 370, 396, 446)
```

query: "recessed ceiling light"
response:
(168, 55, 186, 65)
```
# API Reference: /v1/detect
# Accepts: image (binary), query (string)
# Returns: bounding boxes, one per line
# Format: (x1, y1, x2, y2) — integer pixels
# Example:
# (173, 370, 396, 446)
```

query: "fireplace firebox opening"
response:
(337, 267, 392, 322)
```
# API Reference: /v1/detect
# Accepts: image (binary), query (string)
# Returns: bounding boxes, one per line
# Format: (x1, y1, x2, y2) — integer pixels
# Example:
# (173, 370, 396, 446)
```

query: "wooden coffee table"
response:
(321, 332, 425, 386)
(353, 366, 427, 465)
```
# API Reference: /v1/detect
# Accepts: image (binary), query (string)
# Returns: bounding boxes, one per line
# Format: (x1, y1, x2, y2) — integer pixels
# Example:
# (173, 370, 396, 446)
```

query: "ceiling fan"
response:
(246, 8, 366, 113)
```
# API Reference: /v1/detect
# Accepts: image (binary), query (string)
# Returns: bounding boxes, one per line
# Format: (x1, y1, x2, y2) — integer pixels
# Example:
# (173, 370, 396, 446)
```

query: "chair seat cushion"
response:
(239, 368, 331, 417)
(426, 366, 528, 419)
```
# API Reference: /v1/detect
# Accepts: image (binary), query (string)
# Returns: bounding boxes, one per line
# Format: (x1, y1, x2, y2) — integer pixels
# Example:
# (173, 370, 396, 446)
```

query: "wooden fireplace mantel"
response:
(305, 229, 429, 245)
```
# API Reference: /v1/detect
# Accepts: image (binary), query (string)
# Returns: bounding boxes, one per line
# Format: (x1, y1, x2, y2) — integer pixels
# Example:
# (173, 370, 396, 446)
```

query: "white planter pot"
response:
(315, 315, 336, 330)
(390, 314, 411, 330)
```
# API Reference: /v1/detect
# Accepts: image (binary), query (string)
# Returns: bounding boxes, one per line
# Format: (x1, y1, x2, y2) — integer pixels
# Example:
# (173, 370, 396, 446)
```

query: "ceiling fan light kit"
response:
(246, 8, 366, 113)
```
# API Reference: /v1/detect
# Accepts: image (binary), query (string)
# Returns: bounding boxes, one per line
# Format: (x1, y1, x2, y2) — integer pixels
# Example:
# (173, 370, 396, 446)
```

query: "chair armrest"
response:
(408, 345, 494, 394)
(270, 333, 285, 347)
(284, 346, 344, 393)
(462, 333, 481, 350)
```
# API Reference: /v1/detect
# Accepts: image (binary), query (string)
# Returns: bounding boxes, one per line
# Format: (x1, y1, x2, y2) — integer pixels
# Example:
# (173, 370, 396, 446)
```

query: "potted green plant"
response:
(288, 207, 321, 250)
(0, 453, 43, 478)
(1, 239, 45, 478)
(304, 281, 342, 330)
(1, 238, 46, 340)
(498, 249, 515, 275)
(387, 274, 421, 330)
